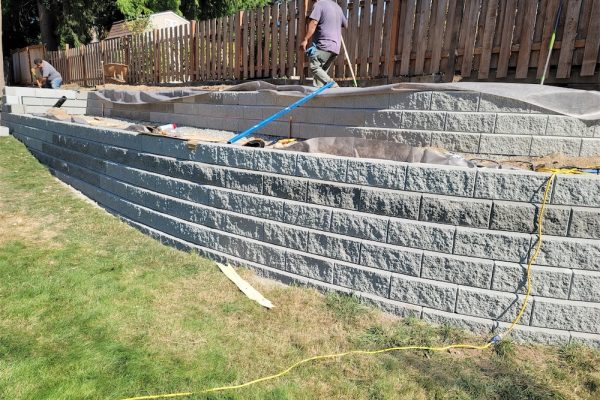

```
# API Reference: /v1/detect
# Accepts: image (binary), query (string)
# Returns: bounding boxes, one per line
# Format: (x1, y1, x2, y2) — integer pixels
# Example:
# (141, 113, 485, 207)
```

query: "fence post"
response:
(190, 20, 197, 81)
(298, 0, 309, 83)
(154, 29, 160, 83)
(65, 44, 71, 84)
(386, 0, 401, 80)
(81, 45, 88, 87)
(235, 11, 244, 80)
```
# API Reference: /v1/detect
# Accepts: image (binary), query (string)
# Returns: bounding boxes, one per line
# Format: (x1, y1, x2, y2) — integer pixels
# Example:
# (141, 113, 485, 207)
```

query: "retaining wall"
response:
(2, 87, 88, 115)
(3, 112, 600, 347)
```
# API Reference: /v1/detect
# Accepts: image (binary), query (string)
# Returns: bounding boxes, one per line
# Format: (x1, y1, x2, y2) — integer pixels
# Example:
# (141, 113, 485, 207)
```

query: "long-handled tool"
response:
(540, 0, 563, 85)
(227, 81, 334, 144)
(341, 36, 357, 87)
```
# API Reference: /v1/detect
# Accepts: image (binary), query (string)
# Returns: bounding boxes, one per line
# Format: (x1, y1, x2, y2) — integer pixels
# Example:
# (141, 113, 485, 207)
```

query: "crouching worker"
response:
(299, 0, 347, 87)
(33, 58, 62, 89)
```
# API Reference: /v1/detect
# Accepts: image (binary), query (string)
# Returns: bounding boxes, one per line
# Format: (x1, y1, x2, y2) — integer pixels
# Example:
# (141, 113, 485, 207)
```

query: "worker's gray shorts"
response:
(309, 49, 337, 87)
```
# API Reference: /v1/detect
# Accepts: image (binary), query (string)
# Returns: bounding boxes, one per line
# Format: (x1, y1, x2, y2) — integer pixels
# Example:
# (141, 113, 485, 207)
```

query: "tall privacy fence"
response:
(10, 0, 600, 87)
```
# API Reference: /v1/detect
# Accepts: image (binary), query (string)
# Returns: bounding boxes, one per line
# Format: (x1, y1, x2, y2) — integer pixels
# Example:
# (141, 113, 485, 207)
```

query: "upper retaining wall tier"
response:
(3, 112, 600, 347)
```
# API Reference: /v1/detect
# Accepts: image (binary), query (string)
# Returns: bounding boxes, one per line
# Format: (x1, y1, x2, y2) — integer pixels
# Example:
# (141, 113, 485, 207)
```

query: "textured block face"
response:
(491, 262, 572, 299)
(217, 146, 256, 169)
(454, 228, 531, 263)
(388, 219, 455, 253)
(405, 165, 476, 197)
(537, 236, 600, 271)
(242, 195, 286, 221)
(390, 275, 457, 312)
(456, 287, 533, 324)
(285, 252, 334, 282)
(475, 169, 551, 202)
(369, 111, 403, 128)
(529, 136, 582, 157)
(226, 170, 263, 194)
(569, 208, 600, 239)
(264, 222, 308, 251)
(430, 91, 479, 112)
(283, 202, 332, 230)
(478, 134, 532, 156)
(346, 159, 406, 190)
(495, 114, 548, 135)
(580, 139, 600, 156)
(388, 91, 432, 110)
(330, 211, 389, 241)
(546, 116, 597, 137)
(386, 129, 432, 147)
(306, 182, 361, 210)
(490, 202, 535, 233)
(478, 94, 529, 113)
(421, 253, 494, 288)
(359, 242, 422, 275)
(553, 175, 600, 207)
(295, 153, 348, 182)
(430, 132, 480, 153)
(421, 308, 496, 334)
(420, 195, 492, 228)
(570, 270, 600, 302)
(189, 143, 219, 164)
(445, 112, 495, 133)
(263, 175, 307, 201)
(307, 232, 361, 263)
(254, 150, 297, 175)
(359, 188, 420, 219)
(333, 264, 391, 298)
(221, 213, 264, 240)
(401, 111, 446, 131)
(532, 298, 600, 334)
(209, 190, 246, 214)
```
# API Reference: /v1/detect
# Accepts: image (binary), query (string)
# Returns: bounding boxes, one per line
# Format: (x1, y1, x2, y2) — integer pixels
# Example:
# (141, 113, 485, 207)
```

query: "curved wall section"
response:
(3, 113, 600, 347)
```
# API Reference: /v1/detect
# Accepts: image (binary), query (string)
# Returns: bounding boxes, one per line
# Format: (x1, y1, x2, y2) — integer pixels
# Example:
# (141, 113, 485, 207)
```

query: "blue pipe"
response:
(227, 81, 335, 144)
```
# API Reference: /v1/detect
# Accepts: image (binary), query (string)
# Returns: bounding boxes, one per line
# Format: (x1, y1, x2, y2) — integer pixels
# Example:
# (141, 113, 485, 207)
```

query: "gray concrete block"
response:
(386, 129, 433, 147)
(445, 112, 495, 133)
(546, 116, 597, 137)
(3, 104, 26, 114)
(430, 131, 481, 153)
(21, 97, 87, 107)
(537, 236, 600, 271)
(217, 145, 256, 169)
(263, 175, 307, 201)
(346, 159, 407, 190)
(283, 202, 332, 230)
(569, 270, 600, 302)
(359, 296, 422, 318)
(263, 221, 308, 251)
(388, 219, 455, 253)
(306, 181, 361, 210)
(490, 201, 571, 236)
(35, 88, 78, 99)
(479, 134, 532, 156)
(4, 86, 38, 96)
(538, 205, 571, 236)
(359, 187, 420, 219)
(188, 142, 220, 164)
(332, 108, 369, 126)
(492, 262, 572, 299)
(421, 252, 494, 289)
(502, 324, 571, 345)
(401, 111, 446, 131)
(475, 169, 552, 202)
(569, 207, 600, 239)
(368, 110, 402, 128)
(456, 286, 533, 324)
(532, 297, 600, 334)
(359, 242, 422, 276)
(430, 91, 480, 112)
(346, 127, 390, 141)
(388, 91, 432, 110)
(334, 263, 391, 298)
(242, 194, 286, 221)
(569, 332, 600, 349)
(420, 195, 492, 228)
(139, 135, 192, 160)
(187, 163, 226, 187)
(307, 231, 361, 263)
(209, 189, 250, 214)
(454, 228, 531, 263)
(220, 213, 264, 240)
(352, 93, 390, 109)
(405, 164, 476, 197)
(330, 210, 389, 241)
(226, 170, 263, 194)
(0, 126, 9, 137)
(254, 149, 297, 175)
(390, 275, 458, 312)
(553, 174, 600, 207)
(295, 153, 348, 182)
(494, 114, 548, 135)
(2, 95, 20, 104)
(530, 136, 582, 157)
(421, 308, 496, 334)
(478, 94, 529, 113)
(240, 105, 264, 120)
(580, 138, 600, 156)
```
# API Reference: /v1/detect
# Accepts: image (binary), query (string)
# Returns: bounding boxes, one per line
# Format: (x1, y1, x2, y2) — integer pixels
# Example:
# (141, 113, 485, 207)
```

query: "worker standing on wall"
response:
(32, 58, 62, 89)
(299, 0, 347, 88)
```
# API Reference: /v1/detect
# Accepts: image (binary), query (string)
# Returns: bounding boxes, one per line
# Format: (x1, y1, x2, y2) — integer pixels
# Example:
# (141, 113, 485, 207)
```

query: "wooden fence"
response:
(10, 0, 600, 86)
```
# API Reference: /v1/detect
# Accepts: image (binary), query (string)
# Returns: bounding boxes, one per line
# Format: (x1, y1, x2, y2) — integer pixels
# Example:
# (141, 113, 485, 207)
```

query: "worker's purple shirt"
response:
(309, 0, 348, 55)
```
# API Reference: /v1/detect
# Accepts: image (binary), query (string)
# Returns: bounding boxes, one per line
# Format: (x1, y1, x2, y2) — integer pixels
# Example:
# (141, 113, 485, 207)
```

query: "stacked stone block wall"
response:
(2, 87, 88, 115)
(3, 112, 600, 346)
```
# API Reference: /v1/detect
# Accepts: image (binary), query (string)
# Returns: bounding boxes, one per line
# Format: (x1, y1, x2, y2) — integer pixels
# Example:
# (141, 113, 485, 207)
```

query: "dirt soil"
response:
(60, 83, 232, 92)
(465, 153, 600, 171)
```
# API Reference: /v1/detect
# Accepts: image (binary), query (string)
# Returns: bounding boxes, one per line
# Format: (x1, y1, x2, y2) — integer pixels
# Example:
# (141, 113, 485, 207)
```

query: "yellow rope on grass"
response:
(122, 169, 580, 400)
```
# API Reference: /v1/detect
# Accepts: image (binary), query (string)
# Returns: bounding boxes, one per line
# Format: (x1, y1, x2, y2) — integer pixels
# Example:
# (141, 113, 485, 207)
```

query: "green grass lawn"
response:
(1, 135, 599, 400)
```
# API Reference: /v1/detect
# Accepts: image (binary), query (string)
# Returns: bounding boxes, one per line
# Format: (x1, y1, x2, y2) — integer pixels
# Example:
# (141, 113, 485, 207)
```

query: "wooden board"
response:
(478, 0, 499, 79)
(430, 0, 449, 74)
(556, 0, 583, 78)
(371, 0, 386, 77)
(580, 0, 600, 75)
(515, 0, 539, 78)
(400, 0, 417, 75)
(496, 0, 517, 78)
(413, 0, 432, 75)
